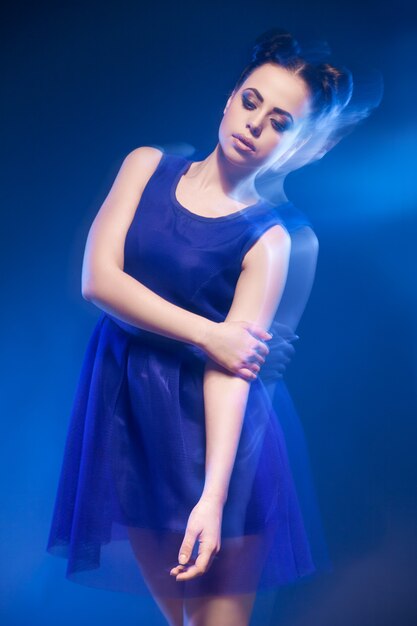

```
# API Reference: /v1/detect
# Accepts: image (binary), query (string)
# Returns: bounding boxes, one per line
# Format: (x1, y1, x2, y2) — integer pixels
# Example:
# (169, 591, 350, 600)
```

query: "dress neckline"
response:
(170, 157, 273, 222)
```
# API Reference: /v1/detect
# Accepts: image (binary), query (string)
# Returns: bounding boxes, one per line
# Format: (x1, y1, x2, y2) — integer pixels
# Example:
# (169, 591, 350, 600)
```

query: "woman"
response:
(46, 28, 376, 626)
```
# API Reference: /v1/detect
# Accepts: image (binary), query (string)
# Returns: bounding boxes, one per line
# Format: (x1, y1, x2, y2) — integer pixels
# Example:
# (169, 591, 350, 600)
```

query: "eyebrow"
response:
(244, 87, 294, 125)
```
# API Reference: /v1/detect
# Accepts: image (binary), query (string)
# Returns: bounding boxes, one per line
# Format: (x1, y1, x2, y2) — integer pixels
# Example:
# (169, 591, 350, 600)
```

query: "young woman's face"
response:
(219, 62, 312, 170)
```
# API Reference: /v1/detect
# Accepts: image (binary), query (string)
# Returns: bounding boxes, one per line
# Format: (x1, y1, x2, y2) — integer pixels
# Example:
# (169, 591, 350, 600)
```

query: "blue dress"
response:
(46, 151, 331, 598)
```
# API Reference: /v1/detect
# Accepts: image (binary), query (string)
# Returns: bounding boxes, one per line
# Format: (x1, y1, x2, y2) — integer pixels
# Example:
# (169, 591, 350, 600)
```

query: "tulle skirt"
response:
(46, 313, 331, 598)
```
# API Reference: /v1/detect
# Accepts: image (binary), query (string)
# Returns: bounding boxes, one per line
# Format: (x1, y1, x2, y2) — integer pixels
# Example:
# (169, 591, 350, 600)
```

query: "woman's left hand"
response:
(169, 495, 223, 581)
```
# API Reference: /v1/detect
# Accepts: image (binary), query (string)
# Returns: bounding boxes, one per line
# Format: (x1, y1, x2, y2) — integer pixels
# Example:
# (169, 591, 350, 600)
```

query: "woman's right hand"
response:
(200, 320, 273, 380)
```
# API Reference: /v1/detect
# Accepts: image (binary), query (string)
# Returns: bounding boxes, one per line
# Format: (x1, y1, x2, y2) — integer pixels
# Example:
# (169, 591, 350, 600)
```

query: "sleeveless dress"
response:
(46, 151, 331, 599)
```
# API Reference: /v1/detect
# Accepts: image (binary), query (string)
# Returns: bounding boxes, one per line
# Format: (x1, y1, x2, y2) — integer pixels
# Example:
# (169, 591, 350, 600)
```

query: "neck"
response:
(187, 144, 290, 207)
(188, 144, 261, 205)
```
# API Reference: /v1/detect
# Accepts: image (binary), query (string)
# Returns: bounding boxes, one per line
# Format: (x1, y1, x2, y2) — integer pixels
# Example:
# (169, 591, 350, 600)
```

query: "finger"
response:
(175, 542, 216, 580)
(246, 352, 265, 367)
(244, 343, 268, 365)
(177, 528, 198, 565)
(248, 324, 273, 341)
(193, 542, 214, 574)
(238, 367, 258, 381)
(175, 553, 217, 581)
(174, 563, 203, 581)
(169, 558, 194, 576)
(255, 341, 270, 357)
(246, 348, 267, 368)
(169, 563, 187, 575)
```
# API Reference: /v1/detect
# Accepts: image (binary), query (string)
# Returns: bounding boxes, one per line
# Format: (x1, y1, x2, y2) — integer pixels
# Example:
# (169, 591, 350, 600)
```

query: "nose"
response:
(246, 121, 262, 137)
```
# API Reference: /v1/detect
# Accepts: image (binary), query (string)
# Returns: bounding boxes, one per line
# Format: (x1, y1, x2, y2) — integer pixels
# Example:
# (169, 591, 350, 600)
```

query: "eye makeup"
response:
(241, 92, 290, 132)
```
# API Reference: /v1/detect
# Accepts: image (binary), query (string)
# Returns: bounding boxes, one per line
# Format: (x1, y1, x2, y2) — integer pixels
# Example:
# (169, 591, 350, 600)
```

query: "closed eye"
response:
(242, 95, 287, 132)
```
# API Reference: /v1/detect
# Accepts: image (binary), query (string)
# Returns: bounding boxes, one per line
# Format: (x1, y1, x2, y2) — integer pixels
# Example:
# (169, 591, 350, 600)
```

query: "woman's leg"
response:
(127, 526, 185, 626)
(182, 531, 273, 625)
(183, 591, 257, 626)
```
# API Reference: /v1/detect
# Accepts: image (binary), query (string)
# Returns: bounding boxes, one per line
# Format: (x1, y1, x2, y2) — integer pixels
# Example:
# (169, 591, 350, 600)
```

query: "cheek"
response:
(262, 131, 286, 154)
(223, 105, 238, 125)
(219, 106, 238, 137)
(218, 115, 229, 139)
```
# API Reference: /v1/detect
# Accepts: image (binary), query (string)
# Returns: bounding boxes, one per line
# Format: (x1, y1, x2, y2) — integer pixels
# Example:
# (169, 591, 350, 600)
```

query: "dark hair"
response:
(233, 28, 353, 121)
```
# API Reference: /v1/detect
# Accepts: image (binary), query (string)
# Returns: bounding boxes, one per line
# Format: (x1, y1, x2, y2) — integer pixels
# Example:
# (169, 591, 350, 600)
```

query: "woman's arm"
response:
(259, 226, 319, 384)
(82, 146, 214, 348)
(201, 223, 292, 504)
(272, 225, 319, 333)
(82, 146, 272, 378)
(85, 258, 214, 348)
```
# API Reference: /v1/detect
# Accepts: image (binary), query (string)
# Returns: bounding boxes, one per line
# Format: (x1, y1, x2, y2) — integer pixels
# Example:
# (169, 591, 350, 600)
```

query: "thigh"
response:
(184, 530, 273, 598)
(127, 526, 185, 626)
(182, 531, 272, 625)
(184, 591, 257, 626)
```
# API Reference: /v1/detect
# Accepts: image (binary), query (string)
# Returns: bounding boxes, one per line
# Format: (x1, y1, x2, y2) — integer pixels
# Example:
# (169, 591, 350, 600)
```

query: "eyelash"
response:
(241, 95, 286, 132)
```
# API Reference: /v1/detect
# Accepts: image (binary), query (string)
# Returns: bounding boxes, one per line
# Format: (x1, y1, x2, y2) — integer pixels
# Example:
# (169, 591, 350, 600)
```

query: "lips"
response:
(232, 133, 255, 151)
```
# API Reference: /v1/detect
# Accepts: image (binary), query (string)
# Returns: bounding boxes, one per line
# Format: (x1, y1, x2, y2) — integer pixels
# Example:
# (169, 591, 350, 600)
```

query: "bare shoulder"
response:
(95, 144, 165, 218)
(121, 145, 165, 181)
(124, 144, 164, 163)
(242, 223, 291, 270)
(81, 146, 166, 293)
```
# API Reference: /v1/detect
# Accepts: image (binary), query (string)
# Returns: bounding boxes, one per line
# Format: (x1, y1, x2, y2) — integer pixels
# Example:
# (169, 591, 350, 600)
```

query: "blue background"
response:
(1, 0, 416, 624)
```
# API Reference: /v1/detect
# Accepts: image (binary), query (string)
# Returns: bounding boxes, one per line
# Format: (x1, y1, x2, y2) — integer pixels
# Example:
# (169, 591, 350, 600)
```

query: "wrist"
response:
(200, 487, 227, 507)
(194, 317, 217, 351)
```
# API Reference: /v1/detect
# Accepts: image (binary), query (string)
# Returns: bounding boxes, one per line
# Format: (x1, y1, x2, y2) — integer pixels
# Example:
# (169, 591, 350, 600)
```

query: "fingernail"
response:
(179, 553, 187, 564)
